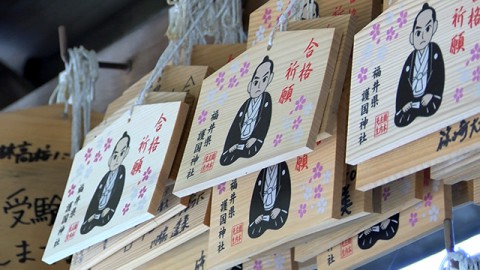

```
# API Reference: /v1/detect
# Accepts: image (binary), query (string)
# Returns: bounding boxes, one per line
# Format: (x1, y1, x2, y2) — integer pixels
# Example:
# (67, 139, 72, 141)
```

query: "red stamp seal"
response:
(340, 238, 353, 259)
(201, 151, 217, 173)
(65, 221, 79, 242)
(231, 223, 243, 246)
(374, 112, 389, 137)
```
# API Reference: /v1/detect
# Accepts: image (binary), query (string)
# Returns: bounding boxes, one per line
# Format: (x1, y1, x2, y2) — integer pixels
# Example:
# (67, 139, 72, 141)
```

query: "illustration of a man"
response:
(300, 0, 319, 20)
(248, 161, 291, 239)
(220, 56, 274, 166)
(394, 3, 445, 127)
(80, 132, 130, 234)
(357, 213, 399, 249)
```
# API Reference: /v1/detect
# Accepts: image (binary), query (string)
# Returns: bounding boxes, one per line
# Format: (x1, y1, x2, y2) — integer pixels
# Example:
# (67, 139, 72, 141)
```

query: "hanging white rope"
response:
(133, 0, 247, 109)
(50, 69, 71, 115)
(49, 46, 98, 157)
(218, 0, 246, 44)
(440, 250, 480, 270)
(133, 0, 215, 108)
(166, 0, 246, 63)
(293, 0, 317, 21)
(267, 0, 301, 50)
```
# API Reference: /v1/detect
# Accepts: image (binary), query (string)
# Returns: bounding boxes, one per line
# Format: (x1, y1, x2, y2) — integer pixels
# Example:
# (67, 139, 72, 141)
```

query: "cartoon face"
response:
(108, 137, 129, 171)
(410, 9, 438, 51)
(248, 62, 274, 99)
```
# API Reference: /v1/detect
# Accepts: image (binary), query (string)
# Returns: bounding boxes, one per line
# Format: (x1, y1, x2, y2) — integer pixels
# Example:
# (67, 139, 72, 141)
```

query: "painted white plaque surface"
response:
(43, 102, 187, 263)
(346, 0, 480, 165)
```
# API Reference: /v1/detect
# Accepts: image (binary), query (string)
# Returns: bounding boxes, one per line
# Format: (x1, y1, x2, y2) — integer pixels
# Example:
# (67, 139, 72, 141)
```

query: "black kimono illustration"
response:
(357, 213, 400, 250)
(220, 92, 272, 165)
(394, 3, 445, 127)
(248, 161, 291, 239)
(220, 56, 274, 166)
(80, 166, 125, 234)
(80, 132, 130, 235)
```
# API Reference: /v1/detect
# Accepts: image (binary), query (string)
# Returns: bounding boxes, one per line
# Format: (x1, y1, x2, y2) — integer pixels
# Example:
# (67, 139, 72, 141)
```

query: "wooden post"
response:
(473, 178, 480, 205)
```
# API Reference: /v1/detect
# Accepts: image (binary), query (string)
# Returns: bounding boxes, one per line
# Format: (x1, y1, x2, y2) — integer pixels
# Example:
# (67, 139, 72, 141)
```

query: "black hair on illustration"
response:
(251, 56, 274, 82)
(115, 131, 131, 149)
(412, 3, 437, 32)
